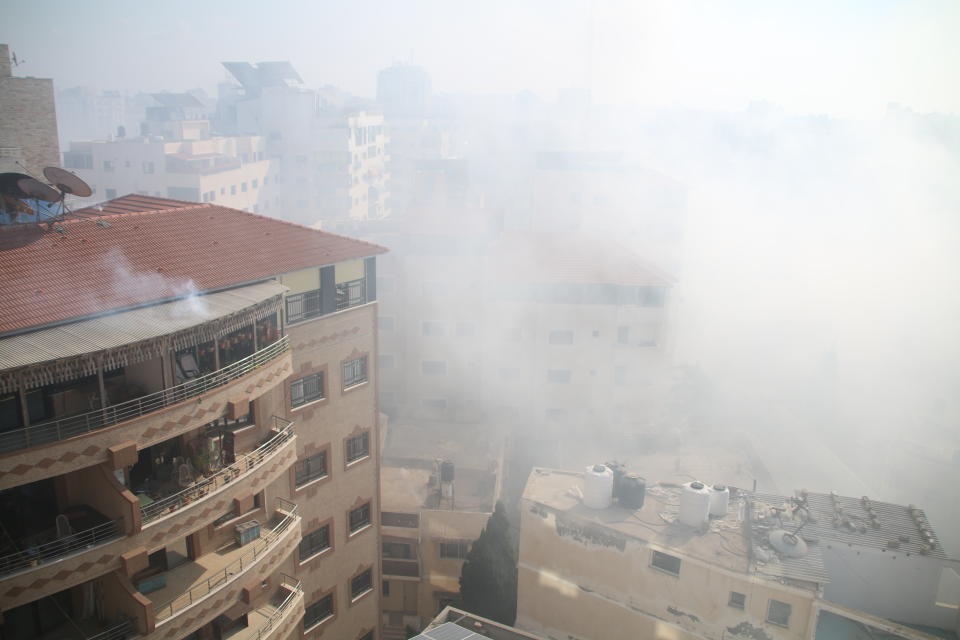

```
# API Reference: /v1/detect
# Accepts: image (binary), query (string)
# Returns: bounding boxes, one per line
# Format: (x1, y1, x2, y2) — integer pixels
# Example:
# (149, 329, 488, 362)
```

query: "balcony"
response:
(150, 499, 300, 627)
(0, 512, 123, 577)
(140, 416, 295, 526)
(382, 558, 421, 579)
(225, 575, 305, 640)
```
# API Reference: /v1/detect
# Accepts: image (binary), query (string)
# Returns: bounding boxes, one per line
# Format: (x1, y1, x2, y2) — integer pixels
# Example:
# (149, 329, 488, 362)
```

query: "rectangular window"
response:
(382, 512, 419, 528)
(346, 432, 370, 463)
(382, 581, 390, 597)
(767, 600, 791, 627)
(439, 541, 470, 559)
(286, 289, 321, 323)
(231, 185, 237, 195)
(252, 178, 258, 189)
(241, 182, 248, 192)
(422, 321, 445, 337)
(617, 326, 629, 344)
(351, 569, 373, 599)
(299, 525, 331, 560)
(729, 592, 746, 610)
(291, 372, 324, 407)
(304, 594, 334, 629)
(343, 356, 368, 388)
(422, 361, 447, 375)
(349, 503, 371, 533)
(547, 369, 571, 384)
(383, 542, 413, 559)
(548, 330, 574, 345)
(295, 451, 327, 486)
(651, 550, 681, 576)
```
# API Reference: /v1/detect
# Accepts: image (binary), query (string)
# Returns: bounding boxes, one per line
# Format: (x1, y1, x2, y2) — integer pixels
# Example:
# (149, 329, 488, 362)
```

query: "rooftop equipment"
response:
(583, 464, 614, 509)
(679, 481, 711, 528)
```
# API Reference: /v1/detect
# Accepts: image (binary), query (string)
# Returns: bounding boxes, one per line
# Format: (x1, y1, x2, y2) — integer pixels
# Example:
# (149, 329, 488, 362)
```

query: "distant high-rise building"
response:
(376, 65, 432, 119)
(0, 44, 59, 178)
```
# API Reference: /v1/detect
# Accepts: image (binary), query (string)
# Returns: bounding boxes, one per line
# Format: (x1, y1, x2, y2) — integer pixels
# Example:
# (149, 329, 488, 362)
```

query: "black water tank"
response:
(619, 473, 646, 510)
(440, 461, 455, 483)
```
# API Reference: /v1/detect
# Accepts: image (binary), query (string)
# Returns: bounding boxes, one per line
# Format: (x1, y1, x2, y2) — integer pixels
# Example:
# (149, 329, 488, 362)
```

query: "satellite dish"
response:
(43, 167, 93, 198)
(17, 177, 60, 203)
(0, 172, 34, 198)
(769, 529, 809, 558)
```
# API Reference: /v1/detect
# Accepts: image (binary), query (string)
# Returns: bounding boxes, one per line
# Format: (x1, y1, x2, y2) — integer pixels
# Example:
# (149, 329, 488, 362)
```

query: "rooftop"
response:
(418, 607, 546, 640)
(0, 195, 386, 336)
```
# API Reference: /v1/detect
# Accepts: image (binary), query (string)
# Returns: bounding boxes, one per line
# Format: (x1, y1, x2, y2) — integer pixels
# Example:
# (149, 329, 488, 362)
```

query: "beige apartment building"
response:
(517, 467, 959, 640)
(378, 421, 504, 638)
(0, 195, 386, 640)
(0, 44, 60, 178)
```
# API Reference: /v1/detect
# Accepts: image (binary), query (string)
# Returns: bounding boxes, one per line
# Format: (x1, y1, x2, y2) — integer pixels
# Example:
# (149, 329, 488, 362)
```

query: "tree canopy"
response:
(459, 501, 518, 625)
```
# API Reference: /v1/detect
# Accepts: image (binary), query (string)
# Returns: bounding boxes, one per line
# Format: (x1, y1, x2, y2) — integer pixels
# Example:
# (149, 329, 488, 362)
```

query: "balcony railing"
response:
(154, 499, 299, 622)
(0, 337, 289, 455)
(86, 619, 134, 640)
(382, 558, 420, 578)
(141, 416, 295, 524)
(0, 517, 124, 577)
(250, 574, 303, 640)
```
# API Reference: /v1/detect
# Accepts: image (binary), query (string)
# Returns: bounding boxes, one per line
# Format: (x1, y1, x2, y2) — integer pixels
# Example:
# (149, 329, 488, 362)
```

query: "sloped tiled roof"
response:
(0, 196, 387, 336)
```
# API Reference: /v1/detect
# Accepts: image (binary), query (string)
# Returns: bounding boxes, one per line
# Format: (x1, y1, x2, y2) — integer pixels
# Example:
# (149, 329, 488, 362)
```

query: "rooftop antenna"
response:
(11, 51, 25, 68)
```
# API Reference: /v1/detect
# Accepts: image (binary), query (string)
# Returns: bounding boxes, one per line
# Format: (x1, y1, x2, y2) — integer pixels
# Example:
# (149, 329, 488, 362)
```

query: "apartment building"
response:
(0, 195, 386, 640)
(379, 421, 504, 637)
(62, 93, 274, 213)
(0, 44, 59, 178)
(517, 467, 960, 640)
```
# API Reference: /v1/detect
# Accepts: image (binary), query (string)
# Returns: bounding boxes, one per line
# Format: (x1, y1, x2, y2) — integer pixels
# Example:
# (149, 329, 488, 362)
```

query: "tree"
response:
(459, 501, 517, 625)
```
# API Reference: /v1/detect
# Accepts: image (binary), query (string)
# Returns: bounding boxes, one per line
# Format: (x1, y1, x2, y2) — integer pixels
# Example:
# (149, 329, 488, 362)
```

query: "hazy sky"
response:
(3, 0, 959, 117)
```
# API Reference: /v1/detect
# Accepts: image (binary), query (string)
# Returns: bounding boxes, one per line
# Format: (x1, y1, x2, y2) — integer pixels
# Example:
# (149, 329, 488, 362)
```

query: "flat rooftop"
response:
(381, 463, 496, 513)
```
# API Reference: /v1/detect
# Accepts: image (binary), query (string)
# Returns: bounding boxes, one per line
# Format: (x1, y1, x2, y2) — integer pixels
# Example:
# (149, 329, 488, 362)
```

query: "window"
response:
(220, 187, 225, 195)
(351, 569, 373, 599)
(142, 161, 155, 174)
(729, 592, 746, 610)
(422, 321, 445, 337)
(547, 369, 571, 384)
(103, 160, 114, 172)
(617, 326, 629, 344)
(252, 178, 258, 189)
(651, 550, 681, 576)
(343, 356, 368, 388)
(349, 503, 371, 533)
(346, 432, 370, 463)
(304, 594, 334, 628)
(548, 330, 574, 344)
(295, 451, 327, 486)
(382, 511, 418, 528)
(300, 524, 331, 560)
(286, 289, 321, 323)
(439, 541, 470, 559)
(767, 600, 791, 627)
(382, 580, 390, 596)
(382, 542, 413, 559)
(291, 372, 324, 407)
(105, 188, 117, 199)
(379, 354, 395, 369)
(378, 316, 395, 331)
(422, 361, 447, 375)
(230, 184, 237, 195)
(642, 286, 667, 308)
(241, 182, 248, 192)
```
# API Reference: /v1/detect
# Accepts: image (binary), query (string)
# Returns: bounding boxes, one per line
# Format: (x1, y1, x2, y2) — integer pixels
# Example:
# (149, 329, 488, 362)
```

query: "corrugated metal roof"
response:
(0, 280, 285, 370)
(412, 622, 489, 640)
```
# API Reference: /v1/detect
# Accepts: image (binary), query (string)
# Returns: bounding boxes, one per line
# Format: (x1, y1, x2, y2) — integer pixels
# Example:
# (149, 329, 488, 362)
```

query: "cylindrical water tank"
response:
(583, 464, 614, 509)
(679, 481, 711, 528)
(709, 484, 730, 518)
(619, 473, 646, 510)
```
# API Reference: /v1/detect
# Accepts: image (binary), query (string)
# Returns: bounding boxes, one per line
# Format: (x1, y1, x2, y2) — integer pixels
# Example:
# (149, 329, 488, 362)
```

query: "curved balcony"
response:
(234, 575, 305, 640)
(141, 417, 295, 526)
(0, 516, 124, 578)
(149, 499, 300, 636)
(0, 337, 292, 489)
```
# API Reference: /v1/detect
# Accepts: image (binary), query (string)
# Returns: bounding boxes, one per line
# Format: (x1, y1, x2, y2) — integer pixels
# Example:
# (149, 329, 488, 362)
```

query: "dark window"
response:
(351, 569, 373, 599)
(291, 372, 324, 407)
(547, 369, 571, 384)
(767, 600, 791, 627)
(349, 503, 371, 533)
(304, 594, 333, 628)
(382, 580, 390, 596)
(439, 541, 470, 559)
(729, 591, 746, 610)
(382, 542, 413, 559)
(300, 525, 331, 560)
(548, 330, 574, 345)
(343, 356, 368, 388)
(295, 451, 327, 486)
(382, 512, 419, 528)
(286, 289, 321, 323)
(651, 550, 681, 576)
(346, 432, 370, 463)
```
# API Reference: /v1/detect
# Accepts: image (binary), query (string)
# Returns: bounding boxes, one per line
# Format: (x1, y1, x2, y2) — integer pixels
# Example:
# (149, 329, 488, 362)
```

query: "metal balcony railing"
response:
(0, 518, 124, 577)
(86, 619, 134, 640)
(0, 337, 289, 455)
(249, 574, 303, 640)
(141, 417, 295, 524)
(154, 500, 299, 622)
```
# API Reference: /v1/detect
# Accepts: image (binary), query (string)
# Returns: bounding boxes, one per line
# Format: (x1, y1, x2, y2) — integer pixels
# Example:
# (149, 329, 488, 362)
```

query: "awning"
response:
(0, 280, 286, 393)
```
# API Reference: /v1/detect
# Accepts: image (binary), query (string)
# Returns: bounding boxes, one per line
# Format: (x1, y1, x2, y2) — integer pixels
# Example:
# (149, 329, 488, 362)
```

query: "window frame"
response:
(729, 591, 747, 610)
(290, 371, 325, 408)
(299, 524, 332, 562)
(650, 550, 682, 577)
(349, 502, 372, 535)
(766, 599, 791, 628)
(342, 356, 369, 389)
(439, 541, 470, 560)
(346, 432, 370, 465)
(350, 568, 374, 600)
(304, 593, 335, 630)
(295, 451, 328, 487)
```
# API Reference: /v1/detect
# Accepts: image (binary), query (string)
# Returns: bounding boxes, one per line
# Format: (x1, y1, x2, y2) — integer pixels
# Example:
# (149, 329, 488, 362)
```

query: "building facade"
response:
(0, 196, 386, 640)
(0, 44, 60, 178)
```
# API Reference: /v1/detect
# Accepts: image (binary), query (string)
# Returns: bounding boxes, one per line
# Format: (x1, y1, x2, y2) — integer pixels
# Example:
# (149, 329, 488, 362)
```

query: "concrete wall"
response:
(0, 44, 60, 177)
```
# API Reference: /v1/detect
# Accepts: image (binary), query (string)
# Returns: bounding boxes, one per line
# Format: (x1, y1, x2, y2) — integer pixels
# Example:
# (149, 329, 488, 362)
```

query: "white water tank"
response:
(583, 465, 614, 509)
(679, 481, 711, 528)
(709, 484, 730, 518)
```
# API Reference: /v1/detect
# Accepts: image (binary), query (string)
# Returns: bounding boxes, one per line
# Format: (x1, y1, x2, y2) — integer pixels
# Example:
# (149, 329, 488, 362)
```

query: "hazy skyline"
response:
(3, 0, 959, 117)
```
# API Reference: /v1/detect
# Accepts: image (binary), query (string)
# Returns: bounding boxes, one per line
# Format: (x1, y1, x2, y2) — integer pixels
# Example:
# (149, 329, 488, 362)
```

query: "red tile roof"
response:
(488, 232, 674, 287)
(0, 196, 387, 335)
